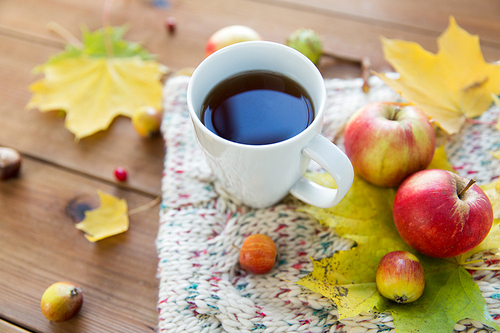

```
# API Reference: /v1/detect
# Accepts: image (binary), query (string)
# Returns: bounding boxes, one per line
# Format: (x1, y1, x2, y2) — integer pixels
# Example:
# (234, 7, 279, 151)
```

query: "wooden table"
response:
(0, 0, 499, 332)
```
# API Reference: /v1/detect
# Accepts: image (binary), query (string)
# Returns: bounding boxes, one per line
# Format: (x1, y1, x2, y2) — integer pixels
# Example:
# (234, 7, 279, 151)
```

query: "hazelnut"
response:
(0, 147, 21, 180)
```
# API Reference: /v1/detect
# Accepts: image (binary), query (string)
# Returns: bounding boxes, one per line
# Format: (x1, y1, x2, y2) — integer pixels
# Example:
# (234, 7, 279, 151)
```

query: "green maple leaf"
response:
(45, 25, 155, 65)
(298, 163, 500, 332)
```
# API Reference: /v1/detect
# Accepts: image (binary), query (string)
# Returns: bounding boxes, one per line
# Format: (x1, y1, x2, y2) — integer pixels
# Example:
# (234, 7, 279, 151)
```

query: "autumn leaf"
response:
(45, 25, 157, 63)
(298, 175, 406, 318)
(297, 149, 500, 332)
(75, 190, 129, 242)
(376, 16, 500, 135)
(492, 93, 500, 133)
(27, 26, 168, 140)
(378, 257, 498, 333)
(426, 145, 455, 172)
(481, 179, 500, 219)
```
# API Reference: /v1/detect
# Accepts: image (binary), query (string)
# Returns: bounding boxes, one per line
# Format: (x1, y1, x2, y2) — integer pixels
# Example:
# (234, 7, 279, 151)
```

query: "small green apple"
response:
(286, 28, 323, 65)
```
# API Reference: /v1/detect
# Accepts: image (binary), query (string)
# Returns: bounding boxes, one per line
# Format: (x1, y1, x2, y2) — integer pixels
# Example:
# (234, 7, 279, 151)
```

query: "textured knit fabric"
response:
(157, 75, 500, 333)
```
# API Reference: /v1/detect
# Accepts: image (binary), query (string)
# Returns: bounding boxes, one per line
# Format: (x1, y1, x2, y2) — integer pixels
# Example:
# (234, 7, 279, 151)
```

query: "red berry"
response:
(239, 234, 277, 274)
(165, 17, 176, 34)
(114, 167, 127, 181)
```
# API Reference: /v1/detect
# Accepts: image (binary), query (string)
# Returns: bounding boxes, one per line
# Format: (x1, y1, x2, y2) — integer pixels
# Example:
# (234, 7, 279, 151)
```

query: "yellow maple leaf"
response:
(493, 93, 500, 132)
(75, 190, 129, 242)
(376, 16, 500, 135)
(490, 94, 500, 162)
(426, 145, 456, 172)
(27, 56, 167, 139)
(481, 179, 500, 220)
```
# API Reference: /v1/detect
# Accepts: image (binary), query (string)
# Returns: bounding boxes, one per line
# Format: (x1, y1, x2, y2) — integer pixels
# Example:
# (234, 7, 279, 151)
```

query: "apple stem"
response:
(70, 287, 81, 297)
(102, 0, 117, 58)
(389, 105, 401, 120)
(46, 21, 84, 49)
(322, 52, 371, 92)
(458, 179, 476, 199)
(361, 56, 371, 93)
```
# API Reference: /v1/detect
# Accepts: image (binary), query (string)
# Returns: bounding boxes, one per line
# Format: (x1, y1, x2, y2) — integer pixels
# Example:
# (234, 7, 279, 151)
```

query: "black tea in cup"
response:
(200, 71, 314, 145)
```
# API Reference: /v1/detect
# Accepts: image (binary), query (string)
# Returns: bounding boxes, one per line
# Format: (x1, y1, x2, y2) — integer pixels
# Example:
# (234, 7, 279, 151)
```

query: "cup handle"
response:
(290, 133, 354, 208)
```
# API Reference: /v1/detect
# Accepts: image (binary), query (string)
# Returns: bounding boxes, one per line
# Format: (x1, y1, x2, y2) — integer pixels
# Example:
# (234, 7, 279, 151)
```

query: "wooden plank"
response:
(252, 0, 500, 46)
(0, 33, 165, 197)
(2, 0, 500, 75)
(0, 157, 159, 332)
(0, 320, 31, 333)
(0, 1, 498, 332)
(161, 0, 500, 70)
(1, 0, 500, 198)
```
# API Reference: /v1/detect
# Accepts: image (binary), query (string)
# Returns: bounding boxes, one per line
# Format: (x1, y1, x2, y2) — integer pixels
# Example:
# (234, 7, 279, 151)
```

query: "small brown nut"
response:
(0, 147, 21, 180)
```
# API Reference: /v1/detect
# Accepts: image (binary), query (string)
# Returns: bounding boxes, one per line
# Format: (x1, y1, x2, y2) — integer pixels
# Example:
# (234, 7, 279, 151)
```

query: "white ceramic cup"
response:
(187, 41, 354, 208)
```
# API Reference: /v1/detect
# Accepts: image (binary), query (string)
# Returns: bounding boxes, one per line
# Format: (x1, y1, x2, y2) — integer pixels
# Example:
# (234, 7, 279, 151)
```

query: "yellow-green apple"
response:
(205, 25, 261, 57)
(40, 281, 83, 321)
(286, 28, 323, 65)
(343, 102, 435, 187)
(393, 169, 493, 258)
(376, 251, 425, 303)
(132, 106, 162, 137)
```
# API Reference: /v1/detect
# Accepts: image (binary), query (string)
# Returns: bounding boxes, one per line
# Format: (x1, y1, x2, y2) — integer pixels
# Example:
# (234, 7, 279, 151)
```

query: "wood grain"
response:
(2, 0, 500, 75)
(0, 320, 31, 333)
(0, 157, 158, 332)
(0, 33, 165, 197)
(252, 0, 500, 45)
(0, 0, 499, 331)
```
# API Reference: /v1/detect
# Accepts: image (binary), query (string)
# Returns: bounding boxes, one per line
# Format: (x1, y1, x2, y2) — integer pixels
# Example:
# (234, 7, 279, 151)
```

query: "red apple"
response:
(205, 25, 261, 57)
(393, 169, 493, 258)
(344, 102, 436, 187)
(376, 251, 425, 303)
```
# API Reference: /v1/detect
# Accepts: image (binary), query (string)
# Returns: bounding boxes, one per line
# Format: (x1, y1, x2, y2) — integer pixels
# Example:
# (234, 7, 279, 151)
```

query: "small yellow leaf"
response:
(75, 190, 129, 242)
(427, 145, 455, 172)
(491, 150, 500, 165)
(376, 16, 500, 134)
(460, 220, 500, 263)
(493, 93, 500, 132)
(27, 56, 167, 139)
(481, 180, 500, 220)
